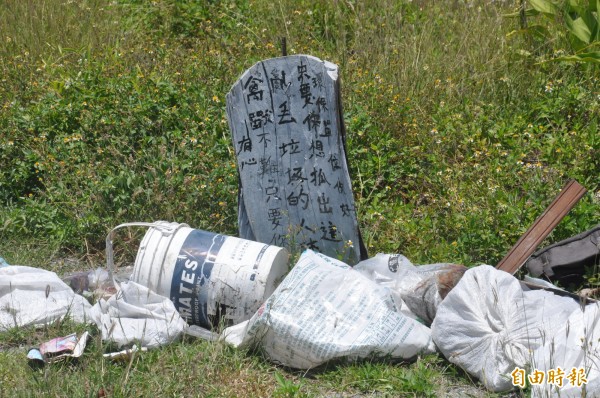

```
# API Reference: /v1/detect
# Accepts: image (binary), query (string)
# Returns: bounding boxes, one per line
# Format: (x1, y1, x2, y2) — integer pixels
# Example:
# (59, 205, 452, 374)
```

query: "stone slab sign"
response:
(226, 55, 366, 264)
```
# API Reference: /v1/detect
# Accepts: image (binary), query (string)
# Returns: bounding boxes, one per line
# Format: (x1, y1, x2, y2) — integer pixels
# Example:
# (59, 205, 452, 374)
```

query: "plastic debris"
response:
(89, 281, 187, 348)
(432, 265, 580, 392)
(523, 274, 564, 290)
(223, 250, 436, 369)
(0, 257, 9, 268)
(352, 253, 420, 318)
(62, 267, 119, 301)
(103, 345, 148, 362)
(26, 349, 44, 367)
(27, 332, 89, 366)
(40, 332, 89, 363)
(354, 254, 467, 325)
(185, 325, 219, 342)
(0, 266, 91, 331)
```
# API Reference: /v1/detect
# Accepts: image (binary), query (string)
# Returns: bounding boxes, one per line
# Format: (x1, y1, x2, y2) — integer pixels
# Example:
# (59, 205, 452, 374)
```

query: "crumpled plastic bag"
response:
(62, 267, 118, 300)
(89, 281, 187, 348)
(0, 265, 91, 331)
(531, 302, 600, 398)
(352, 253, 420, 319)
(354, 254, 467, 324)
(222, 250, 436, 369)
(431, 265, 579, 392)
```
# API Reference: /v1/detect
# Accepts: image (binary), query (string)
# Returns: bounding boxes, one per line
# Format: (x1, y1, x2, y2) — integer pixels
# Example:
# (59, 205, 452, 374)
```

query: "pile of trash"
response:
(1, 223, 599, 398)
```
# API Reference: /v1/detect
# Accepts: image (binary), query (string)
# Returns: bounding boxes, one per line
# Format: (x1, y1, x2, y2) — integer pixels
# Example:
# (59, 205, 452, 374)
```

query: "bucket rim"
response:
(105, 221, 189, 291)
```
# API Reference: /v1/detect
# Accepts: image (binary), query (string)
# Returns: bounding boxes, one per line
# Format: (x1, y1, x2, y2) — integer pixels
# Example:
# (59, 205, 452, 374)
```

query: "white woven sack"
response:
(432, 265, 578, 392)
(0, 265, 91, 331)
(531, 302, 600, 398)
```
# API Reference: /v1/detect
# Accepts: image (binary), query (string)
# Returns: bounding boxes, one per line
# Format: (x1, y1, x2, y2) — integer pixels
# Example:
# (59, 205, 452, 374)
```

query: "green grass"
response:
(1, 320, 503, 397)
(0, 321, 278, 397)
(0, 0, 598, 396)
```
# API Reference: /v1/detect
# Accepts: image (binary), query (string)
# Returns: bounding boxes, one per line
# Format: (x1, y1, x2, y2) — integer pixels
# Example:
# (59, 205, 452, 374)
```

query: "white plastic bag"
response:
(0, 265, 91, 331)
(223, 250, 436, 369)
(431, 265, 579, 392)
(354, 254, 466, 324)
(89, 281, 187, 348)
(352, 253, 421, 319)
(531, 302, 600, 398)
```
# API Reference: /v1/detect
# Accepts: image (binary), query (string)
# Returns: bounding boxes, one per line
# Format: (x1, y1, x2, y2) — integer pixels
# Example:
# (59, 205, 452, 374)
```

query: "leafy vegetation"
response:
(0, 0, 598, 396)
(510, 0, 600, 63)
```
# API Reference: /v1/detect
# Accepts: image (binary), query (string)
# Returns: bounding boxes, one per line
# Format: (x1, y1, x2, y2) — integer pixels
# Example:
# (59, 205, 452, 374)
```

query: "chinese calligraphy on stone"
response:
(227, 55, 366, 264)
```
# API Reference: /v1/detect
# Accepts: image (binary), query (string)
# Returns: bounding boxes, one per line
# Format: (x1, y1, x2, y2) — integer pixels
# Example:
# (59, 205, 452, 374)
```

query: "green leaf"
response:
(503, 8, 540, 18)
(579, 10, 599, 40)
(565, 14, 593, 43)
(274, 373, 286, 387)
(568, 1, 600, 41)
(568, 0, 588, 14)
(553, 51, 600, 62)
(591, 0, 600, 39)
(529, 0, 559, 15)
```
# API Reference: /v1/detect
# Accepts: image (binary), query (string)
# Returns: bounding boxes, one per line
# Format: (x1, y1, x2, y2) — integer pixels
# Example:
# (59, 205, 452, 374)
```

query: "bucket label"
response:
(170, 230, 226, 328)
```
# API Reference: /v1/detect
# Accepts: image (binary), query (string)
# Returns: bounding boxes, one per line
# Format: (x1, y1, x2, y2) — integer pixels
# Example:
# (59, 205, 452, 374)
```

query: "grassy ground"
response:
(0, 0, 598, 396)
(0, 327, 489, 398)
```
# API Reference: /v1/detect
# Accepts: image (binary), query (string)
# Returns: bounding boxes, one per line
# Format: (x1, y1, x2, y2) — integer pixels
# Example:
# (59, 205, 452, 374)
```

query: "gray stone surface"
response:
(227, 55, 365, 264)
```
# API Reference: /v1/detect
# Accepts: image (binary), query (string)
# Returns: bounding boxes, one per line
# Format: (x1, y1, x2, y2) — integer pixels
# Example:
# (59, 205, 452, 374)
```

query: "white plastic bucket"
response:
(107, 221, 289, 329)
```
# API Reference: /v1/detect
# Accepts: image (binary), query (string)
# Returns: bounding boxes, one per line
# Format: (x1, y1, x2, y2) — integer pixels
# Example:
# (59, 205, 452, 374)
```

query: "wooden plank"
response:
(496, 179, 587, 274)
(226, 55, 366, 264)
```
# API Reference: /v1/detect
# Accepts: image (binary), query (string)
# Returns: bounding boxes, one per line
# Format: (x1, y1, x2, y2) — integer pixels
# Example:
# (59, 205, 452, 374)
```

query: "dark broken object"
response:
(525, 224, 600, 288)
(63, 271, 90, 294)
(496, 179, 587, 274)
(579, 287, 600, 299)
(62, 268, 120, 300)
(401, 263, 468, 325)
(432, 263, 469, 299)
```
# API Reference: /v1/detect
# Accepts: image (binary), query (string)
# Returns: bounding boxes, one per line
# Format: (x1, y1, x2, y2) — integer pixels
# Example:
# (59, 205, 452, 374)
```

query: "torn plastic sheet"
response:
(27, 332, 89, 366)
(222, 250, 436, 369)
(523, 274, 564, 290)
(89, 281, 187, 348)
(531, 302, 600, 398)
(0, 266, 91, 331)
(432, 265, 580, 392)
(40, 331, 89, 361)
